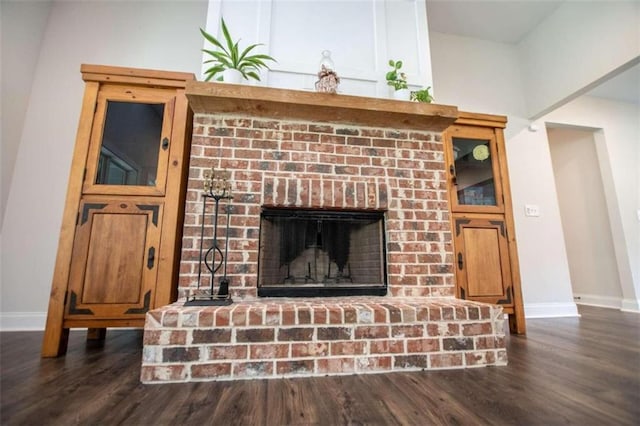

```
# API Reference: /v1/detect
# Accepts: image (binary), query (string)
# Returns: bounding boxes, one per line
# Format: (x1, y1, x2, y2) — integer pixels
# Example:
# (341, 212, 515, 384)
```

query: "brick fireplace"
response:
(141, 83, 507, 383)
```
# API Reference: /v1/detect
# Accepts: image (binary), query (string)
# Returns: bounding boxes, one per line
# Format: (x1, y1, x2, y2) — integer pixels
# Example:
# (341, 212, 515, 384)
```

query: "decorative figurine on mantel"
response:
(315, 50, 340, 93)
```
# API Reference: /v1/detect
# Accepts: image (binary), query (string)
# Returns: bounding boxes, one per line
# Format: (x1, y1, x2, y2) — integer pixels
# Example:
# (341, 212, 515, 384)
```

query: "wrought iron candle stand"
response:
(185, 168, 234, 306)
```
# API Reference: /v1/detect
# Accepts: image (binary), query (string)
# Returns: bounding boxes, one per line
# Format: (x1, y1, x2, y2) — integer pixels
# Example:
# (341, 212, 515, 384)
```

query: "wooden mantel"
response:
(185, 81, 459, 132)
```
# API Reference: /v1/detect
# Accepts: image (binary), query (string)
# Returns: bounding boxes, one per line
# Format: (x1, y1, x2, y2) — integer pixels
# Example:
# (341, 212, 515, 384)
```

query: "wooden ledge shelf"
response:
(185, 81, 459, 132)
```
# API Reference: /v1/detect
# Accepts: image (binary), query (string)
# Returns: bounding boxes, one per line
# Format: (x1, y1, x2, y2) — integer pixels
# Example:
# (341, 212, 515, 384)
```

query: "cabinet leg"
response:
(42, 327, 69, 357)
(508, 309, 527, 335)
(87, 327, 107, 341)
(58, 328, 70, 355)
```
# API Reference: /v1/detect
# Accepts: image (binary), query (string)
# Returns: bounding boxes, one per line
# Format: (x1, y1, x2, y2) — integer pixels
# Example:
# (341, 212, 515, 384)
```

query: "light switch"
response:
(525, 204, 540, 217)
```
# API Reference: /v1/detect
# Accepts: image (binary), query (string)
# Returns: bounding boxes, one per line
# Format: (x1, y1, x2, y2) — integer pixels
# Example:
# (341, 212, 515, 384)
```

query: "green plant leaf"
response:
(206, 50, 233, 68)
(238, 44, 276, 64)
(247, 53, 276, 62)
(201, 17, 277, 79)
(231, 41, 241, 67)
(200, 28, 229, 57)
(203, 65, 225, 81)
(245, 71, 261, 81)
(388, 59, 395, 67)
(243, 56, 272, 68)
(238, 43, 260, 61)
(220, 18, 236, 56)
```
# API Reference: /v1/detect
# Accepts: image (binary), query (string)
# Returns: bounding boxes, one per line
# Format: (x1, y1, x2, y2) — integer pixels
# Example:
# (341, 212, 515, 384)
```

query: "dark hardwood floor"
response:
(1, 305, 638, 425)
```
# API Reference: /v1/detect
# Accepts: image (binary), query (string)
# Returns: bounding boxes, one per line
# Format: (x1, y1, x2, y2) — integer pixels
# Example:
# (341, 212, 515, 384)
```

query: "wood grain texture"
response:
(493, 126, 526, 334)
(81, 64, 195, 87)
(463, 227, 504, 297)
(444, 116, 525, 335)
(81, 213, 147, 304)
(43, 66, 192, 357)
(41, 81, 100, 357)
(4, 306, 638, 425)
(185, 81, 459, 132)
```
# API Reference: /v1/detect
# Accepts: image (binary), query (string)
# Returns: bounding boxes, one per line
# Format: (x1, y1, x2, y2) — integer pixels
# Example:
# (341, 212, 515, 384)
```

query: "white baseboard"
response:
(0, 312, 46, 331)
(621, 298, 640, 313)
(524, 302, 580, 318)
(3, 301, 631, 331)
(573, 293, 640, 313)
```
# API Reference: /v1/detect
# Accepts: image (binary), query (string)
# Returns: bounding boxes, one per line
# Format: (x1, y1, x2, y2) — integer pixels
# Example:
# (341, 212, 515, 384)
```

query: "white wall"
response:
(0, 0, 208, 330)
(542, 97, 640, 311)
(518, 1, 640, 118)
(429, 31, 578, 317)
(204, 0, 433, 97)
(429, 32, 529, 139)
(1, 0, 52, 227)
(505, 126, 578, 317)
(548, 126, 624, 307)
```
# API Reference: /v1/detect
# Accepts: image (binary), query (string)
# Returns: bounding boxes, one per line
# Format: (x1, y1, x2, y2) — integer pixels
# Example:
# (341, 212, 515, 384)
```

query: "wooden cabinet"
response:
(444, 112, 526, 334)
(42, 65, 194, 356)
(67, 198, 164, 317)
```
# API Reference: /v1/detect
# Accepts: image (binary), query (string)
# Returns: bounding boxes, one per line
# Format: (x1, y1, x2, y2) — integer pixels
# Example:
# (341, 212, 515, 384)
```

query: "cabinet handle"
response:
(457, 252, 464, 270)
(161, 137, 170, 150)
(449, 164, 457, 185)
(147, 247, 155, 269)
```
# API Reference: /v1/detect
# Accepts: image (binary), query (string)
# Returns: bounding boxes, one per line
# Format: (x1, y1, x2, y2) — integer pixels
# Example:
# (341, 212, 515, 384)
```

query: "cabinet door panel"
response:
(66, 199, 163, 318)
(463, 227, 504, 297)
(82, 213, 147, 304)
(445, 125, 504, 214)
(83, 85, 176, 197)
(454, 217, 513, 306)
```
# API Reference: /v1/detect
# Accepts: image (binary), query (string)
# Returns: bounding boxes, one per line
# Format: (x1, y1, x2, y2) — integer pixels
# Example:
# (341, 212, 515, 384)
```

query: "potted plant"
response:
(411, 87, 434, 103)
(385, 59, 410, 100)
(200, 17, 276, 83)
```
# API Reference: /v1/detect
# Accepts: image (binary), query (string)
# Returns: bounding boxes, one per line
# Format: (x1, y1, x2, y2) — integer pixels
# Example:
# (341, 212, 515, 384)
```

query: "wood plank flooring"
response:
(1, 305, 638, 425)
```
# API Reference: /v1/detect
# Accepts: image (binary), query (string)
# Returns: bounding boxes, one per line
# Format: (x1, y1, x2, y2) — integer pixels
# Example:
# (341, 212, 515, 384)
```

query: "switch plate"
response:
(525, 204, 540, 217)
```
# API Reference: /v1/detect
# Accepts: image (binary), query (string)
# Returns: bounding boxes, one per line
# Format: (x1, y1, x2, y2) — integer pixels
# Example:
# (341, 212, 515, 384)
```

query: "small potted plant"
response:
(411, 86, 434, 103)
(385, 59, 410, 100)
(200, 17, 276, 83)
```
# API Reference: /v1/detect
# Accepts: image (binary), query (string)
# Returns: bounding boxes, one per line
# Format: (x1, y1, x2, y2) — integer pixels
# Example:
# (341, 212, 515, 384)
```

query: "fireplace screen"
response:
(258, 208, 387, 297)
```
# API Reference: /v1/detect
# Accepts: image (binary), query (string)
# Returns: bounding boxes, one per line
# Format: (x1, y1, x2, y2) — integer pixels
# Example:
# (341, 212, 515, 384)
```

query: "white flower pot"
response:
(222, 69, 243, 84)
(392, 88, 411, 101)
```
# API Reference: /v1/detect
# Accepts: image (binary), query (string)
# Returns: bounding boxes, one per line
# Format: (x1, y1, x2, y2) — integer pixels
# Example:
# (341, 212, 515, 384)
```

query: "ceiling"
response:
(425, 0, 639, 105)
(426, 0, 564, 44)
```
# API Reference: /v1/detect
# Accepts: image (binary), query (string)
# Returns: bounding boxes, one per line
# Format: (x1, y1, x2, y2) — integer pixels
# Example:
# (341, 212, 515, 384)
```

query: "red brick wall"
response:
(141, 298, 507, 383)
(179, 114, 454, 299)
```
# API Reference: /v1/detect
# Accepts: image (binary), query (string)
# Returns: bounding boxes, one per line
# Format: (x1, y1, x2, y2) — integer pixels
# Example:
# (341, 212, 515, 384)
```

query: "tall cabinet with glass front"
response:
(42, 65, 194, 356)
(444, 112, 525, 334)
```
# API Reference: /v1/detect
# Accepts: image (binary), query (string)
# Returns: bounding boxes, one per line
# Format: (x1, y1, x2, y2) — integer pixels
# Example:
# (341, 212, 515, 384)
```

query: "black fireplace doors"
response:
(258, 208, 387, 297)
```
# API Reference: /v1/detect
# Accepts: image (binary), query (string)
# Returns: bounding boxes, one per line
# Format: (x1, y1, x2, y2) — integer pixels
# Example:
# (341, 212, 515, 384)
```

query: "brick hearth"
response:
(141, 297, 506, 383)
(141, 84, 507, 383)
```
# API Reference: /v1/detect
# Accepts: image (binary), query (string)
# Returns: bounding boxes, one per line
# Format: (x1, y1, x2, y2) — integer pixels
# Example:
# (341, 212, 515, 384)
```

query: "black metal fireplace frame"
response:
(257, 207, 388, 297)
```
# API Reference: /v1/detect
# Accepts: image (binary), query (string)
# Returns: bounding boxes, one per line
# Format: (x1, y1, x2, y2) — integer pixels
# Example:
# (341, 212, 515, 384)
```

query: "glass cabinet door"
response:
(446, 125, 504, 212)
(83, 85, 176, 196)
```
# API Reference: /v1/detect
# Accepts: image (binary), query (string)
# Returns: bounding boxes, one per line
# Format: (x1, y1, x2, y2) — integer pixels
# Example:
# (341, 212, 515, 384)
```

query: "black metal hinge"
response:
(81, 203, 107, 225)
(68, 291, 94, 315)
(124, 291, 151, 315)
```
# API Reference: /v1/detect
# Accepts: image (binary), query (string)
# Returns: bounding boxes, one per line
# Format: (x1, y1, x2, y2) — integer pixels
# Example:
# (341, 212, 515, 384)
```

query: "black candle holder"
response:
(185, 168, 234, 306)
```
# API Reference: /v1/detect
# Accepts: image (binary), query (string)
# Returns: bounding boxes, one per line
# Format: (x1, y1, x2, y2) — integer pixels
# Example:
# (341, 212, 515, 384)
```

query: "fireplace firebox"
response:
(258, 208, 387, 297)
